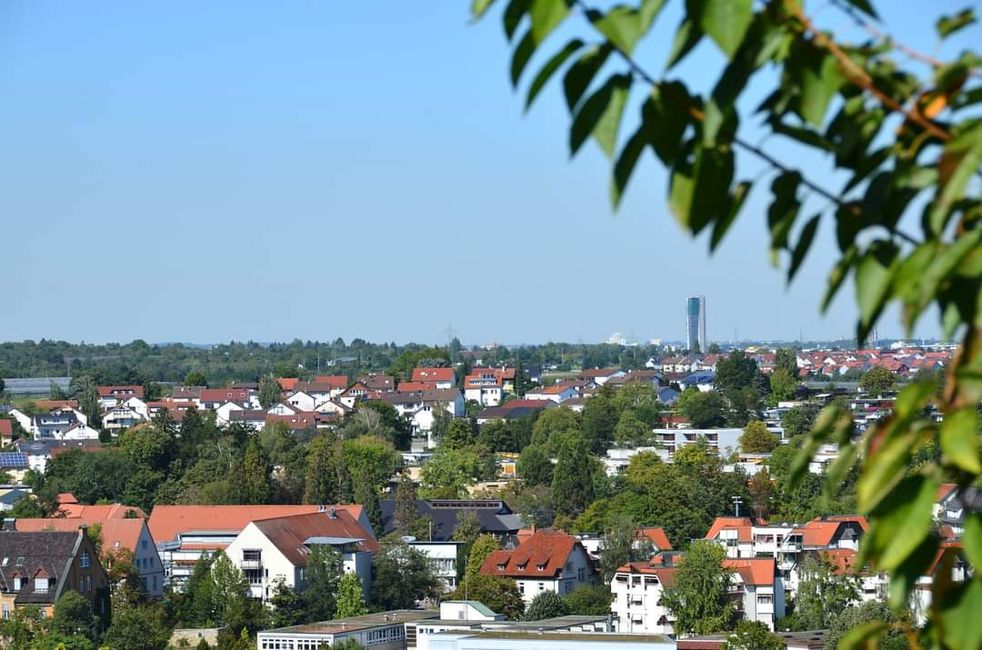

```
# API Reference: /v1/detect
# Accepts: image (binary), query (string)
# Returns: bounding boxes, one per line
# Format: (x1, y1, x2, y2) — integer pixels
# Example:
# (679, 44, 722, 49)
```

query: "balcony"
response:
(240, 559, 263, 570)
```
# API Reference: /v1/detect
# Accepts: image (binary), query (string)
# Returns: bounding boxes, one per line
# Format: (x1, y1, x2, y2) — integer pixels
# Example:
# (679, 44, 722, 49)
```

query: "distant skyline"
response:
(1, 2, 970, 346)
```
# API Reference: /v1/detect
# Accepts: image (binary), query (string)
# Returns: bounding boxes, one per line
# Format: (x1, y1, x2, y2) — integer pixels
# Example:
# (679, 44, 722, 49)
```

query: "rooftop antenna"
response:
(732, 496, 743, 517)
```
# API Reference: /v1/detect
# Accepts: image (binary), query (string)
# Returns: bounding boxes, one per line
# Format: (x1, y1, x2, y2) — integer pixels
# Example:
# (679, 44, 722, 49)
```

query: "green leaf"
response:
(510, 29, 537, 87)
(471, 0, 497, 20)
(854, 242, 897, 344)
(788, 214, 820, 283)
(940, 407, 981, 473)
(696, 0, 752, 59)
(666, 17, 702, 69)
(876, 474, 940, 570)
(669, 148, 696, 231)
(800, 50, 845, 127)
(839, 0, 878, 19)
(589, 7, 639, 55)
(767, 172, 802, 256)
(562, 44, 613, 111)
(964, 513, 982, 571)
(639, 0, 668, 33)
(822, 247, 857, 312)
(611, 126, 648, 209)
(822, 442, 857, 499)
(939, 579, 982, 650)
(838, 621, 888, 650)
(688, 144, 734, 234)
(529, 0, 569, 44)
(525, 39, 584, 110)
(927, 121, 982, 236)
(641, 82, 691, 164)
(569, 74, 631, 157)
(710, 181, 751, 252)
(503, 0, 531, 41)
(936, 8, 976, 39)
(886, 533, 938, 610)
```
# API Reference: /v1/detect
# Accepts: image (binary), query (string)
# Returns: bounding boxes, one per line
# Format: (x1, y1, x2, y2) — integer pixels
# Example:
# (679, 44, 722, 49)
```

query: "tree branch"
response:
(827, 0, 947, 71)
(788, 2, 951, 142)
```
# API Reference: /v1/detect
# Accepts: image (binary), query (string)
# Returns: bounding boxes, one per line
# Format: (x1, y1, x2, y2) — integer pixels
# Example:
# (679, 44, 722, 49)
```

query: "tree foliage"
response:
(739, 420, 780, 453)
(471, 0, 982, 643)
(335, 572, 369, 618)
(660, 540, 734, 635)
(523, 591, 570, 621)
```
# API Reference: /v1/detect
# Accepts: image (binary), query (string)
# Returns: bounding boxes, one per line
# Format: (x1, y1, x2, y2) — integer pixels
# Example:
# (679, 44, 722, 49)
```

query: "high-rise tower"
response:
(685, 296, 706, 352)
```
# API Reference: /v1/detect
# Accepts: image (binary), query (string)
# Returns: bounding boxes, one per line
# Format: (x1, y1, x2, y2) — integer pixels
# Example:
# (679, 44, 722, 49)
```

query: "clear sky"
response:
(0, 1, 973, 346)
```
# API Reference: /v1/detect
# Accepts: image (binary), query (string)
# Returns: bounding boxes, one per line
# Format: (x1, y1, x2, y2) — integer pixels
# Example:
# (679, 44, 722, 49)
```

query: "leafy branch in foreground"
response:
(471, 0, 981, 647)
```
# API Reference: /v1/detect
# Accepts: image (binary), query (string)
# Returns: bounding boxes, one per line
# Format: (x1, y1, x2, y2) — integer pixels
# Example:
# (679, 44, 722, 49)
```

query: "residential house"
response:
(0, 452, 30, 482)
(724, 558, 785, 630)
(0, 489, 31, 512)
(148, 504, 369, 589)
(577, 368, 625, 386)
(32, 409, 85, 439)
(96, 385, 144, 409)
(228, 410, 268, 431)
(463, 370, 505, 407)
(0, 420, 14, 446)
(359, 373, 396, 392)
(412, 368, 456, 389)
(379, 499, 523, 542)
(381, 390, 465, 434)
(0, 529, 109, 619)
(480, 528, 598, 605)
(13, 517, 164, 598)
(102, 404, 147, 434)
(525, 382, 581, 404)
(611, 557, 678, 634)
(224, 508, 379, 604)
(476, 399, 555, 425)
(196, 388, 255, 411)
(14, 439, 103, 474)
(405, 540, 466, 592)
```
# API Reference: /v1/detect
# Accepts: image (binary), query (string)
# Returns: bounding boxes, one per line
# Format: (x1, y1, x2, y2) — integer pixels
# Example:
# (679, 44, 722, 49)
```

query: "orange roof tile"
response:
(147, 504, 363, 545)
(277, 378, 300, 391)
(723, 558, 775, 586)
(412, 368, 455, 383)
(480, 529, 583, 579)
(57, 502, 146, 520)
(14, 518, 146, 554)
(0, 420, 11, 438)
(704, 517, 753, 543)
(637, 527, 672, 551)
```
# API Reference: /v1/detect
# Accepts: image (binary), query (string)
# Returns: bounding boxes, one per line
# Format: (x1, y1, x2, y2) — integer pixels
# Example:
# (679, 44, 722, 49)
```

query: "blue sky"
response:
(0, 1, 973, 346)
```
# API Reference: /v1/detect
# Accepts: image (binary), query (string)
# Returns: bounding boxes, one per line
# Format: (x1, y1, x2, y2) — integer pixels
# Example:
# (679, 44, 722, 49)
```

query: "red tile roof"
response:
(412, 368, 455, 383)
(147, 504, 363, 545)
(637, 527, 672, 551)
(14, 518, 147, 555)
(723, 557, 775, 586)
(794, 515, 868, 547)
(96, 385, 144, 398)
(0, 420, 12, 438)
(820, 548, 860, 575)
(396, 381, 437, 392)
(277, 378, 299, 392)
(314, 375, 349, 389)
(57, 502, 147, 520)
(480, 528, 583, 579)
(614, 561, 677, 586)
(704, 517, 753, 543)
(251, 510, 379, 565)
(199, 388, 252, 403)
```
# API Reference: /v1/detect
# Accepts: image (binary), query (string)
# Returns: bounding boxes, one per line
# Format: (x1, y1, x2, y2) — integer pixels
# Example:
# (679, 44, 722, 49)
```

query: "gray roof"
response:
(0, 531, 80, 604)
(379, 499, 521, 541)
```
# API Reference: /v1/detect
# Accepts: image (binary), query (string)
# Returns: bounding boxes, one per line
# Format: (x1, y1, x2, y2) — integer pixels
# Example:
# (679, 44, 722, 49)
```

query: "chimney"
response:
(328, 506, 337, 520)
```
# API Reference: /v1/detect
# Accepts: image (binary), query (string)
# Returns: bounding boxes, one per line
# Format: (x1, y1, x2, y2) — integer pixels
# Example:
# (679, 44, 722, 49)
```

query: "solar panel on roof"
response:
(0, 453, 28, 468)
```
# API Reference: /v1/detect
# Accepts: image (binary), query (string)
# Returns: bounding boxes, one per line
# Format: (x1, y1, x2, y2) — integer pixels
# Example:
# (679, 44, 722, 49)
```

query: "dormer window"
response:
(35, 577, 48, 593)
(12, 577, 21, 591)
(80, 551, 90, 569)
(537, 562, 547, 571)
(497, 563, 505, 571)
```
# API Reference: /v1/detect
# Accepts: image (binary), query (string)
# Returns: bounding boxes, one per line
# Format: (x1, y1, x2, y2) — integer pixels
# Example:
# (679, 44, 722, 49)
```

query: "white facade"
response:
(224, 522, 372, 605)
(610, 567, 675, 634)
(407, 541, 464, 592)
(464, 386, 501, 407)
(510, 545, 595, 606)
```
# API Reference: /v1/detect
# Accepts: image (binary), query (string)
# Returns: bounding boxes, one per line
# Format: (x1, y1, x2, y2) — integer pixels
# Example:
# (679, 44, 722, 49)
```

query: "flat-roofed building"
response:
(257, 610, 439, 650)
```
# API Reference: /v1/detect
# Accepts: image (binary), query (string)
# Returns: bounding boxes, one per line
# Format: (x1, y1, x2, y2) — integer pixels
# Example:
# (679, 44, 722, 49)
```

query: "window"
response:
(86, 576, 92, 592)
(758, 594, 773, 604)
(12, 577, 21, 591)
(80, 552, 91, 569)
(35, 577, 49, 593)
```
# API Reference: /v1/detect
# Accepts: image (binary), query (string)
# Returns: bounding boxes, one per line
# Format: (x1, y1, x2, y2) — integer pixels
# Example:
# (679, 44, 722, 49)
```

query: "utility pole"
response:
(732, 496, 743, 517)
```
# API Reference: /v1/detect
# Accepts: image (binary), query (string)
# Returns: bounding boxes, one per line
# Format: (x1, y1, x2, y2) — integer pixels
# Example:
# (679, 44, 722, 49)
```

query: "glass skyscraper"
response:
(686, 296, 706, 352)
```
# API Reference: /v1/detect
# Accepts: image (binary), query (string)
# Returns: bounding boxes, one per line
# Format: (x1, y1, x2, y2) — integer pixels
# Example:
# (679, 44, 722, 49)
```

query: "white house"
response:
(223, 508, 378, 604)
(102, 405, 147, 434)
(479, 529, 598, 606)
(59, 422, 101, 441)
(215, 401, 246, 426)
(406, 540, 466, 592)
(412, 368, 457, 390)
(284, 391, 317, 412)
(725, 558, 785, 630)
(525, 383, 579, 404)
(610, 559, 678, 634)
(96, 385, 144, 409)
